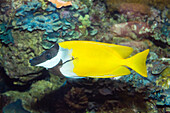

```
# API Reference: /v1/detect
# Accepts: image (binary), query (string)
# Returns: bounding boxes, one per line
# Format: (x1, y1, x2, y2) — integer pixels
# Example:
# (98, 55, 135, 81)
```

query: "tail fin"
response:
(125, 49, 149, 77)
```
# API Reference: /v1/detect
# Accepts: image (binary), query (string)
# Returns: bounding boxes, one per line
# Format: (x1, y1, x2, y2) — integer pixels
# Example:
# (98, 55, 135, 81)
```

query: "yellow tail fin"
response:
(125, 49, 149, 77)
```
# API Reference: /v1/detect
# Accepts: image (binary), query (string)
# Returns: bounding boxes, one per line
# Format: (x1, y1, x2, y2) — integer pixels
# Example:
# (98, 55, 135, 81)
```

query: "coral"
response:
(0, 30, 44, 83)
(110, 21, 152, 39)
(6, 0, 99, 50)
(12, 0, 92, 49)
(105, 1, 169, 46)
(15, 12, 60, 32)
(149, 88, 170, 106)
(156, 67, 170, 89)
(151, 61, 167, 75)
(5, 77, 166, 113)
(13, 0, 74, 34)
(0, 95, 10, 113)
(0, 23, 14, 44)
(120, 59, 170, 107)
(14, 0, 58, 32)
(2, 99, 30, 113)
(118, 3, 151, 19)
(78, 14, 98, 36)
(78, 14, 91, 36)
(15, 0, 41, 17)
(3, 76, 65, 113)
(64, 87, 88, 110)
(38, 0, 48, 10)
(67, 78, 161, 112)
(0, 1, 15, 44)
(105, 0, 170, 12)
(48, 0, 72, 8)
(78, 14, 91, 27)
(148, 8, 170, 45)
(151, 20, 170, 45)
(119, 40, 153, 51)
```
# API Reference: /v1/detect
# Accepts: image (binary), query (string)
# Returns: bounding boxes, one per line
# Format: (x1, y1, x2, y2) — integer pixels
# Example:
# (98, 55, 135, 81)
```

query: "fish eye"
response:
(46, 53, 52, 60)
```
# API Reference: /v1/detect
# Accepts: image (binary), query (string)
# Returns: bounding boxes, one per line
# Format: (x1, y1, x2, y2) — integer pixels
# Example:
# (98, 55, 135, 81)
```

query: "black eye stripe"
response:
(46, 53, 52, 60)
(29, 43, 60, 66)
(44, 43, 59, 60)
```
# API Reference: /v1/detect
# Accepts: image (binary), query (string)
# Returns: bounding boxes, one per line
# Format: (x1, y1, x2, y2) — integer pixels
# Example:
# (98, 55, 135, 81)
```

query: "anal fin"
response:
(110, 66, 131, 77)
(88, 66, 131, 78)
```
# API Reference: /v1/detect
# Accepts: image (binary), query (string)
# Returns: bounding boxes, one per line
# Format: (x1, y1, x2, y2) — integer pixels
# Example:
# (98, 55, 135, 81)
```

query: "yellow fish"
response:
(29, 41, 149, 78)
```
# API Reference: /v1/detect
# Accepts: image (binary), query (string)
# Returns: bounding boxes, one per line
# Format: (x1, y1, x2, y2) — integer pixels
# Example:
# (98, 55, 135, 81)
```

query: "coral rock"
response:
(110, 21, 152, 39)
(0, 95, 10, 113)
(105, 0, 170, 12)
(151, 62, 167, 75)
(64, 87, 88, 110)
(2, 99, 30, 113)
(118, 3, 150, 19)
(0, 23, 14, 44)
(0, 30, 44, 81)
(119, 40, 152, 51)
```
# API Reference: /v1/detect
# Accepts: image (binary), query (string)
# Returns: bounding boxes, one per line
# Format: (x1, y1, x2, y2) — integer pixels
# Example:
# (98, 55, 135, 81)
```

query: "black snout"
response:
(29, 56, 45, 66)
(29, 58, 37, 66)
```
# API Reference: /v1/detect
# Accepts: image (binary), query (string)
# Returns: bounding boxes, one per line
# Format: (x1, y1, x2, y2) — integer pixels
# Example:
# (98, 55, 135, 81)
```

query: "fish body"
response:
(29, 41, 149, 78)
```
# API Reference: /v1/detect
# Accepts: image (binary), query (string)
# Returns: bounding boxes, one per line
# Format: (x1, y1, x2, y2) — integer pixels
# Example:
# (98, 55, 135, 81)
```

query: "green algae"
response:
(0, 30, 44, 83)
(3, 74, 65, 113)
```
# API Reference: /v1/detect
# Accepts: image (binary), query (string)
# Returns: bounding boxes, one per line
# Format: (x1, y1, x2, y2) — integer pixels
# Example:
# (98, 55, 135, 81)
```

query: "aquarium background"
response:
(0, 0, 169, 113)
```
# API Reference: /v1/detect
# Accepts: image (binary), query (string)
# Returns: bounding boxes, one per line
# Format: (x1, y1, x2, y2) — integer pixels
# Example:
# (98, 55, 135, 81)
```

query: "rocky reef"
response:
(105, 0, 170, 14)
(0, 30, 44, 83)
(0, 0, 169, 112)
(0, 0, 99, 82)
(23, 78, 168, 113)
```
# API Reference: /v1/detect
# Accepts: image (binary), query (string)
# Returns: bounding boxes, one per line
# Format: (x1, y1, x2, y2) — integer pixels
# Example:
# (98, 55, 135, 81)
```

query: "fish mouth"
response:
(29, 59, 36, 66)
(29, 58, 38, 66)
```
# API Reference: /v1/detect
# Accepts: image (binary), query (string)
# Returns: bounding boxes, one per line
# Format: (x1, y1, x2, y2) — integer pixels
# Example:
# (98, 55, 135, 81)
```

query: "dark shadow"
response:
(0, 67, 50, 92)
(148, 36, 168, 48)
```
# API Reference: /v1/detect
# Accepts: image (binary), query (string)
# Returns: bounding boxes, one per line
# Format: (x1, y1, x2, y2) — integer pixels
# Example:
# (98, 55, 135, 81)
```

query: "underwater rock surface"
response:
(3, 99, 30, 113)
(0, 30, 44, 83)
(0, 0, 169, 112)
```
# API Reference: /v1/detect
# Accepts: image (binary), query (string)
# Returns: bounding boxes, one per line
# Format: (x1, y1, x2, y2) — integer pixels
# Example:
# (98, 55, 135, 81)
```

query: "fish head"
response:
(29, 43, 61, 69)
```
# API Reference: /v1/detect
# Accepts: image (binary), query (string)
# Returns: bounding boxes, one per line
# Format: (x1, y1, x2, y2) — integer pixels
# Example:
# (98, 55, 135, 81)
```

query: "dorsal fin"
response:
(59, 41, 133, 58)
(106, 44, 133, 58)
(85, 41, 134, 58)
